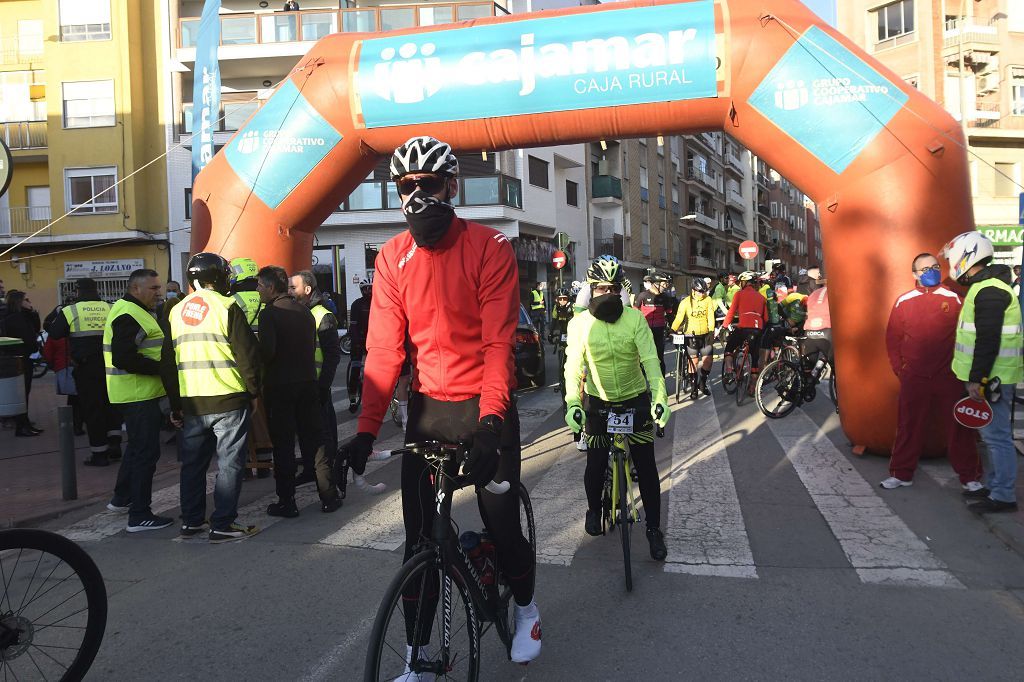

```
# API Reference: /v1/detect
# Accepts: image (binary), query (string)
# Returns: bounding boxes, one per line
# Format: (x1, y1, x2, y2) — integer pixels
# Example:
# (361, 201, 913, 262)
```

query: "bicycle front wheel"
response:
(364, 549, 480, 682)
(616, 454, 633, 592)
(0, 528, 107, 682)
(754, 359, 802, 419)
(735, 349, 752, 406)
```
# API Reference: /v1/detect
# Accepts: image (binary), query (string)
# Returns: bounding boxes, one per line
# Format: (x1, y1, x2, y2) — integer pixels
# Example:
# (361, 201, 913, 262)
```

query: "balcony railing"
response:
(594, 236, 625, 260)
(179, 3, 508, 48)
(688, 255, 716, 269)
(727, 152, 744, 171)
(337, 174, 521, 212)
(0, 207, 52, 237)
(943, 20, 999, 49)
(686, 166, 718, 191)
(727, 188, 744, 208)
(592, 175, 622, 200)
(0, 37, 43, 66)
(692, 211, 718, 229)
(0, 121, 46, 150)
(756, 172, 770, 187)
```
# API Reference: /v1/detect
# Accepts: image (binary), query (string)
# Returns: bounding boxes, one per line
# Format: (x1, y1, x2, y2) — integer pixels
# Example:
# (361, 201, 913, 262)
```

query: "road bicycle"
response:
(721, 329, 757, 406)
(671, 334, 698, 401)
(552, 332, 568, 399)
(597, 406, 642, 592)
(754, 344, 838, 419)
(0, 528, 107, 681)
(364, 442, 536, 681)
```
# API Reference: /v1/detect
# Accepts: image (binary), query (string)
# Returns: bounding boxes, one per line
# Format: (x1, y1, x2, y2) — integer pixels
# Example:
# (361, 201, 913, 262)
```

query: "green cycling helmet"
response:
(587, 255, 624, 285)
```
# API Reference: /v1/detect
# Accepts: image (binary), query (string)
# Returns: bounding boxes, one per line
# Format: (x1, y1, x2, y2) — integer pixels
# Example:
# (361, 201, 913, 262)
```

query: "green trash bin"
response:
(0, 336, 27, 417)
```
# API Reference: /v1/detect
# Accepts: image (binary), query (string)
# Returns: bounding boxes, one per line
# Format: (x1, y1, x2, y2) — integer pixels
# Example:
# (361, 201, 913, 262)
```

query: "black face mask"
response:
(402, 188, 455, 248)
(589, 292, 623, 322)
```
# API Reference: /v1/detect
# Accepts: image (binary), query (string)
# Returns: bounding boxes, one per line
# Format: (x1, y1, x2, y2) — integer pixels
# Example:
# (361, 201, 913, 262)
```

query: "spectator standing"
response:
(944, 232, 1024, 513)
(256, 265, 321, 518)
(162, 253, 261, 542)
(283, 0, 300, 10)
(881, 253, 983, 491)
(3, 291, 42, 437)
(347, 278, 372, 413)
(103, 269, 172, 532)
(529, 281, 546, 338)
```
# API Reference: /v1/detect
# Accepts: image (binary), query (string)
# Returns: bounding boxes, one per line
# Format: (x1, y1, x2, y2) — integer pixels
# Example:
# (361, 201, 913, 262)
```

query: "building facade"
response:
(838, 0, 1024, 265)
(0, 0, 171, 312)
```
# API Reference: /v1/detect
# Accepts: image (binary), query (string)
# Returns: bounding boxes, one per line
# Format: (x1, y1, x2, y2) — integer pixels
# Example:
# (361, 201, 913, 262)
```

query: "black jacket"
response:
(309, 290, 341, 392)
(108, 294, 161, 376)
(48, 295, 105, 364)
(258, 293, 316, 388)
(160, 293, 262, 416)
(963, 263, 1015, 383)
(348, 293, 372, 346)
(2, 309, 40, 357)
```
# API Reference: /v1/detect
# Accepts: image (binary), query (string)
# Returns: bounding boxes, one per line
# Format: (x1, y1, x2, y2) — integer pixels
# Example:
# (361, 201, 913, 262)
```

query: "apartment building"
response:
(838, 0, 1024, 265)
(0, 0, 170, 312)
(765, 171, 812, 271)
(165, 0, 589, 313)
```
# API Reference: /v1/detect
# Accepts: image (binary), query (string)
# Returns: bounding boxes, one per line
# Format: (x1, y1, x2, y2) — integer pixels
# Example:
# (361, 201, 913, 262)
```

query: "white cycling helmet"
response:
(358, 277, 372, 291)
(390, 136, 459, 180)
(737, 271, 757, 283)
(942, 231, 993, 281)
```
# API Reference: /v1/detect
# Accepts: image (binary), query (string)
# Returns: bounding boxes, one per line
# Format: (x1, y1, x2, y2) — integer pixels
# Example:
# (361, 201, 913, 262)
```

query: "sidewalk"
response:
(0, 375, 181, 527)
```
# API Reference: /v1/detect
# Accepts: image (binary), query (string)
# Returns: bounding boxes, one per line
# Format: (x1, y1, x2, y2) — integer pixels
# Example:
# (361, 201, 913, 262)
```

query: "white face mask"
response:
(165, 291, 179, 300)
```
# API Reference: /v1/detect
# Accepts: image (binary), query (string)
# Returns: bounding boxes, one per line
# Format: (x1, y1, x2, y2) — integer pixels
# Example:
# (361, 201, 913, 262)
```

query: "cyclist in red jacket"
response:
(341, 136, 540, 667)
(722, 271, 768, 376)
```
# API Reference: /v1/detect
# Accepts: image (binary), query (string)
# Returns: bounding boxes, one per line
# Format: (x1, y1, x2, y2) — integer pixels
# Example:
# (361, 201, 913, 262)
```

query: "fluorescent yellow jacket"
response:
(670, 295, 717, 336)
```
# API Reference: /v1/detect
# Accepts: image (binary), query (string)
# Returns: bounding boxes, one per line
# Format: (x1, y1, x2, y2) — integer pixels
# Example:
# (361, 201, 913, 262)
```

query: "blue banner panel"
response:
(191, 0, 222, 181)
(748, 26, 908, 175)
(355, 1, 718, 128)
(223, 80, 343, 210)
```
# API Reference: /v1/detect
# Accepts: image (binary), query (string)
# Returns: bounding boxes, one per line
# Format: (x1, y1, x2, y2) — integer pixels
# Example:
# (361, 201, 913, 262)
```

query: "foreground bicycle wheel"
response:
(0, 529, 107, 682)
(364, 550, 480, 681)
(755, 359, 802, 418)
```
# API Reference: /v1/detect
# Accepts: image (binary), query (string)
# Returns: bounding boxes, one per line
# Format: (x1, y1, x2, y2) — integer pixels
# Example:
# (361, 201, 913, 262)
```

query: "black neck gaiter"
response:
(402, 189, 455, 247)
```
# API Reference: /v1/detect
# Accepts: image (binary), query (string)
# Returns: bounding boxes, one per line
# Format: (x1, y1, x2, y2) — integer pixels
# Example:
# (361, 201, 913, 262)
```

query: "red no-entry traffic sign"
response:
(738, 240, 758, 260)
(552, 250, 567, 269)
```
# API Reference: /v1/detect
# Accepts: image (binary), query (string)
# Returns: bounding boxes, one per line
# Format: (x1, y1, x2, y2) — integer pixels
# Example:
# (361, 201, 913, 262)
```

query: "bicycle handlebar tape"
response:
(192, 0, 973, 454)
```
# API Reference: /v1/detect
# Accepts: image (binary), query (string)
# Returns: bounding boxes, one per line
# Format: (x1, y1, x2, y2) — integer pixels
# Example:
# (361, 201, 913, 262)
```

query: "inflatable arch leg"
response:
(192, 0, 973, 455)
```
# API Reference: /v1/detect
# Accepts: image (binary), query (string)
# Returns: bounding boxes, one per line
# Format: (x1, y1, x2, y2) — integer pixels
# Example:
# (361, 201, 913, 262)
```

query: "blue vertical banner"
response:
(191, 0, 222, 181)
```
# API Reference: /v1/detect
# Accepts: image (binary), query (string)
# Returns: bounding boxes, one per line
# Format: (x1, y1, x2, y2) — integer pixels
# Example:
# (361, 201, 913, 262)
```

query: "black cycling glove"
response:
(465, 416, 502, 487)
(343, 432, 375, 475)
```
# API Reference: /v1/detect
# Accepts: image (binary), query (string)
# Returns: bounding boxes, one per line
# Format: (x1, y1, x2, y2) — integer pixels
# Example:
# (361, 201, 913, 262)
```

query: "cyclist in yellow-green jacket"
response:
(564, 255, 670, 561)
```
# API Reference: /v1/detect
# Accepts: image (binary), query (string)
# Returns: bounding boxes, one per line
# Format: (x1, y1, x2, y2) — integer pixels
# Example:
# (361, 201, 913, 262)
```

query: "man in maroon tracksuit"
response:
(881, 252, 984, 491)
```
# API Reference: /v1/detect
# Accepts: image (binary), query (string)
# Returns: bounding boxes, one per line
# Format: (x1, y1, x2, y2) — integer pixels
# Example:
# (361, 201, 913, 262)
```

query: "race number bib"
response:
(607, 409, 634, 434)
(560, 334, 567, 343)
(671, 334, 686, 345)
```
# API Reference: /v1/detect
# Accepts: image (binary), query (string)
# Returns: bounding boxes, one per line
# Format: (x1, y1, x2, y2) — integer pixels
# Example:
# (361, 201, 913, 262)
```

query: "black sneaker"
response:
(209, 523, 260, 544)
(584, 510, 602, 537)
(180, 520, 209, 538)
(267, 499, 299, 518)
(321, 496, 343, 513)
(646, 527, 667, 561)
(968, 498, 1019, 514)
(127, 515, 174, 533)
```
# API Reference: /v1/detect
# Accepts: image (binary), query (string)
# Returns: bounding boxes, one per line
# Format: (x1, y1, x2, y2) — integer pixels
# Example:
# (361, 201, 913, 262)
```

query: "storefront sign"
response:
(979, 226, 1024, 246)
(64, 259, 144, 279)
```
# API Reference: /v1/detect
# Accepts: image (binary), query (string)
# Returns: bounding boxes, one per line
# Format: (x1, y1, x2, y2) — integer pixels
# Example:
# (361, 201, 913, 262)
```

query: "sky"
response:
(801, 0, 837, 26)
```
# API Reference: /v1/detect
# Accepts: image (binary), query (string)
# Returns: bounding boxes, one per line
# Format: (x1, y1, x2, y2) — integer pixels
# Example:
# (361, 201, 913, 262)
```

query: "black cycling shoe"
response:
(267, 498, 299, 518)
(646, 527, 667, 561)
(321, 496, 343, 513)
(348, 400, 359, 414)
(584, 510, 602, 537)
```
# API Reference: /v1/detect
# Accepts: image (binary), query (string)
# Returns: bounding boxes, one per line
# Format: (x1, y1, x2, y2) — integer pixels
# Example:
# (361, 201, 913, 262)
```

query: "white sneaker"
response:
(962, 480, 986, 492)
(575, 439, 587, 452)
(879, 476, 913, 490)
(393, 646, 425, 682)
(510, 601, 541, 664)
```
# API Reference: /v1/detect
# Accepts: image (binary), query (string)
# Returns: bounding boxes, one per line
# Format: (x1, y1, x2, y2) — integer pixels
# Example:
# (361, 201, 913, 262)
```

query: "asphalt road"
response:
(29, 343, 1024, 680)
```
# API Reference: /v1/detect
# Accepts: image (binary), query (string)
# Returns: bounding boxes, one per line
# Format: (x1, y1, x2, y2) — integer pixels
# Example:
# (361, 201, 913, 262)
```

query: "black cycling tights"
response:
(402, 392, 534, 609)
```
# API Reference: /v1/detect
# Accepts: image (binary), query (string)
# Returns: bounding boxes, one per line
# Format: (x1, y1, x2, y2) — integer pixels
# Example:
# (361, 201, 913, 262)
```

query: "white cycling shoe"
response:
(510, 601, 542, 664)
(393, 646, 426, 682)
(575, 438, 587, 452)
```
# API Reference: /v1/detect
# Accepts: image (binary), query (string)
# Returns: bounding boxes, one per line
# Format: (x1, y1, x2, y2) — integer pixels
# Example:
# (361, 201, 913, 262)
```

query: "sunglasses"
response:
(397, 175, 447, 196)
(915, 264, 941, 273)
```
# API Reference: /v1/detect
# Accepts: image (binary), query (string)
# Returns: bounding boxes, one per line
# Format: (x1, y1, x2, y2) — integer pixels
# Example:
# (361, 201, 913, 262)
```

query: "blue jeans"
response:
(112, 398, 163, 522)
(981, 386, 1017, 503)
(179, 406, 250, 530)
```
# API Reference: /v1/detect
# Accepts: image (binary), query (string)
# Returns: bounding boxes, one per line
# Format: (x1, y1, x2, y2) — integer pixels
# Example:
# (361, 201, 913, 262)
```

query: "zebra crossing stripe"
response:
(663, 396, 758, 579)
(764, 409, 963, 589)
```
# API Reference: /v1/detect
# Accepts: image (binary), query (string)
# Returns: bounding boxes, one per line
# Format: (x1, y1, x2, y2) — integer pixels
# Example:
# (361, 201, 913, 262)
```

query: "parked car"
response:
(515, 304, 545, 389)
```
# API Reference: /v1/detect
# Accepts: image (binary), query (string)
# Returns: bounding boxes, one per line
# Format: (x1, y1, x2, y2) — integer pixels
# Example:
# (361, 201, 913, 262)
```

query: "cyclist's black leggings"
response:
(347, 346, 365, 400)
(402, 392, 534, 605)
(724, 328, 764, 368)
(582, 392, 662, 530)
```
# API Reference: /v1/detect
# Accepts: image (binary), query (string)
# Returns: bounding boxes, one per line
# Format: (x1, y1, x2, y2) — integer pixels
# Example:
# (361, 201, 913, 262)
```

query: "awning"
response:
(726, 207, 745, 233)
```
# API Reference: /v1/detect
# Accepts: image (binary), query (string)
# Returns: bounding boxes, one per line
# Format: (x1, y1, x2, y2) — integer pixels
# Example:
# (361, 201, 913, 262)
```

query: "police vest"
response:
(531, 289, 544, 311)
(232, 291, 263, 333)
(102, 299, 166, 404)
(62, 300, 110, 338)
(311, 303, 332, 378)
(952, 278, 1024, 384)
(171, 290, 247, 398)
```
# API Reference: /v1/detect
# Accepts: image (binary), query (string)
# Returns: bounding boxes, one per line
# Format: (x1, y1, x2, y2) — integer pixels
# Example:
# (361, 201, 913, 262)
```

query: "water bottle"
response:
(478, 530, 496, 586)
(809, 357, 826, 382)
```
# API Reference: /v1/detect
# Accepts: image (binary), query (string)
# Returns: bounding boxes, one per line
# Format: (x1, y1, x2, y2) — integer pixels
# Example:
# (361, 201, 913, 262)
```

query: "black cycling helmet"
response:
(389, 136, 459, 180)
(555, 288, 571, 299)
(717, 271, 728, 280)
(587, 255, 624, 285)
(691, 278, 708, 294)
(186, 252, 231, 295)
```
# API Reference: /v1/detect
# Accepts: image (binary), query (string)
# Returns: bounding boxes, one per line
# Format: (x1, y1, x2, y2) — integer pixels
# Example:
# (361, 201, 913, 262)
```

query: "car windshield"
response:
(518, 305, 531, 326)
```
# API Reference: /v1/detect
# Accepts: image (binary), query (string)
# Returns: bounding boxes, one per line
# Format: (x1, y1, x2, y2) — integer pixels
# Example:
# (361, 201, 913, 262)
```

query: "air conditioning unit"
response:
(978, 72, 1000, 94)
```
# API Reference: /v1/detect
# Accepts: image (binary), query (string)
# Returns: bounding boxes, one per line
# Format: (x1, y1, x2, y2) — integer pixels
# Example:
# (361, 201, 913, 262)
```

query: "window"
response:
(566, 180, 579, 207)
(59, 0, 111, 41)
(223, 101, 258, 131)
(184, 188, 192, 220)
(875, 0, 914, 43)
(641, 222, 650, 257)
(364, 243, 382, 270)
(0, 70, 46, 123)
(65, 167, 118, 214)
(527, 155, 549, 189)
(639, 166, 649, 189)
(347, 180, 385, 210)
(18, 20, 43, 55)
(63, 80, 115, 128)
(770, 201, 779, 218)
(1012, 67, 1024, 116)
(995, 163, 1017, 197)
(301, 12, 337, 40)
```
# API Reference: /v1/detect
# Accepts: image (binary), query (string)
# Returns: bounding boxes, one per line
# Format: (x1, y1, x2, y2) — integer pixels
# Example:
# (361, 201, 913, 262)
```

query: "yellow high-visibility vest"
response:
(171, 289, 247, 398)
(102, 299, 165, 404)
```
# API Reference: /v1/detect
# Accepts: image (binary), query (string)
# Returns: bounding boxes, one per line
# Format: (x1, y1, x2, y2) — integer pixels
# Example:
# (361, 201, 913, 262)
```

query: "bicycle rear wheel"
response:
(616, 454, 633, 592)
(828, 365, 839, 414)
(364, 549, 480, 682)
(754, 359, 802, 418)
(735, 348, 752, 406)
(721, 353, 737, 395)
(0, 528, 107, 682)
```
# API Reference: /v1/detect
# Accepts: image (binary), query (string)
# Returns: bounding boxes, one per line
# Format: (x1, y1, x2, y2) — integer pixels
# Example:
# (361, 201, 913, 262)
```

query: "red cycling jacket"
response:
(357, 217, 519, 437)
(723, 286, 767, 330)
(885, 284, 962, 380)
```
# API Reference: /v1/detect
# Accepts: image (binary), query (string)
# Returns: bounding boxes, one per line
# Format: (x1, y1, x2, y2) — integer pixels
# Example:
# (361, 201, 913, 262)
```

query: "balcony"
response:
(0, 38, 43, 66)
(0, 121, 46, 150)
(338, 174, 521, 211)
(756, 172, 770, 187)
(178, 3, 508, 49)
(688, 255, 716, 269)
(726, 152, 744, 172)
(685, 166, 719, 191)
(0, 207, 52, 238)
(727, 188, 744, 209)
(943, 20, 999, 50)
(694, 211, 718, 230)
(591, 174, 623, 203)
(594, 235, 625, 260)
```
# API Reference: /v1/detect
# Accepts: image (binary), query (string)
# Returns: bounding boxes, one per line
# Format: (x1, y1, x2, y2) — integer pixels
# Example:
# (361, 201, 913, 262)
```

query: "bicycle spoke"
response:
(16, 561, 76, 617)
(15, 550, 47, 615)
(31, 603, 91, 633)
(20, 586, 87, 625)
(28, 642, 69, 674)
(1, 549, 25, 614)
(23, 648, 51, 682)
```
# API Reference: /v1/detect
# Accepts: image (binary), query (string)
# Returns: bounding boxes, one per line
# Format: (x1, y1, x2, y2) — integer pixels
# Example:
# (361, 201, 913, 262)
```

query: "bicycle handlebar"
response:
(390, 442, 511, 495)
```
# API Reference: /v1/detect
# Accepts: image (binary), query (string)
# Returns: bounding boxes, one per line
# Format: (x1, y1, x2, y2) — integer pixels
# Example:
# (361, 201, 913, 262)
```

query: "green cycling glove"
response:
(565, 401, 585, 434)
(651, 400, 670, 428)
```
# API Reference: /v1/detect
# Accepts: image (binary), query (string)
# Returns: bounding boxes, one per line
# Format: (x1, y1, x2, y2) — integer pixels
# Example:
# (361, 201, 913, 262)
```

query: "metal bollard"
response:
(58, 405, 77, 501)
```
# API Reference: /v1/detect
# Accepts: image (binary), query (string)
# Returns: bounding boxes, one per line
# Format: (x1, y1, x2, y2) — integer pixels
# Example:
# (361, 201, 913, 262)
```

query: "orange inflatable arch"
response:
(191, 0, 973, 455)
